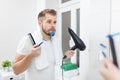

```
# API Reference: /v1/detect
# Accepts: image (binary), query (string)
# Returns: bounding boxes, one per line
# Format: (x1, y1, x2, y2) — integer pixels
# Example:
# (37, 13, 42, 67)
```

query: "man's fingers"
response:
(33, 44, 40, 48)
(105, 59, 118, 70)
(100, 65, 110, 79)
(69, 50, 74, 56)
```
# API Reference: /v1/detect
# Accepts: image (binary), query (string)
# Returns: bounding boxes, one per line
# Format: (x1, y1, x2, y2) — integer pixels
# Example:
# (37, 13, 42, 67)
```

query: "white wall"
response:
(111, 0, 120, 33)
(46, 0, 58, 10)
(36, 0, 45, 17)
(0, 0, 37, 62)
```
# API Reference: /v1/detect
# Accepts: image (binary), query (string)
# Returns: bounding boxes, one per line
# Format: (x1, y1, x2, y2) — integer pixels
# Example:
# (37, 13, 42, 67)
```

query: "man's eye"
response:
(47, 21, 51, 23)
(54, 21, 56, 24)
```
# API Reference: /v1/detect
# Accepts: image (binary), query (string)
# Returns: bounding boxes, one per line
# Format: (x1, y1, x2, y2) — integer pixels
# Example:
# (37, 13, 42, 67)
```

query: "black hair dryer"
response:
(63, 27, 86, 59)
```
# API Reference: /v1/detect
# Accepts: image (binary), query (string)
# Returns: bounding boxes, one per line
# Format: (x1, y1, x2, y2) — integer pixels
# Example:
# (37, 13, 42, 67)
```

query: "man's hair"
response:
(38, 9, 56, 21)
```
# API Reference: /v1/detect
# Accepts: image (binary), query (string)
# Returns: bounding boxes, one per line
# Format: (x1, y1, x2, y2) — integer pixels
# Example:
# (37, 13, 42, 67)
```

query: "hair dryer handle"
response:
(70, 45, 76, 50)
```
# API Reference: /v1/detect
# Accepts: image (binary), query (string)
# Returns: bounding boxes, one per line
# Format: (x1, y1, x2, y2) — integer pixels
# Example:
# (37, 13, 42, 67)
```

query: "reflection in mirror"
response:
(76, 8, 80, 67)
(62, 11, 71, 57)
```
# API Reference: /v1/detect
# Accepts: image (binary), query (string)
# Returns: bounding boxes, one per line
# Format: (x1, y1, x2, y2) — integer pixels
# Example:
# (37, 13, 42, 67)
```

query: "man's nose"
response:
(51, 23, 56, 28)
(51, 22, 56, 26)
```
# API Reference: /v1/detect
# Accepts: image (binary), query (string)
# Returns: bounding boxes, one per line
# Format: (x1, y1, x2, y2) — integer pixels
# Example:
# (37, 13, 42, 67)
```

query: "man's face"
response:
(39, 13, 56, 36)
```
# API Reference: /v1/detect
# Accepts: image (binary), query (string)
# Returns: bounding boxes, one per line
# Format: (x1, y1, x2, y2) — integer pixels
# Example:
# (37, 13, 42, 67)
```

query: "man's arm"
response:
(12, 53, 34, 75)
(12, 44, 41, 75)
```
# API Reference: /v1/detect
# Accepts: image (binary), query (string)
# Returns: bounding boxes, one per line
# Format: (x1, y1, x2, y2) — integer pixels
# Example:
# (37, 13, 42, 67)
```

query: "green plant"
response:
(1, 60, 11, 67)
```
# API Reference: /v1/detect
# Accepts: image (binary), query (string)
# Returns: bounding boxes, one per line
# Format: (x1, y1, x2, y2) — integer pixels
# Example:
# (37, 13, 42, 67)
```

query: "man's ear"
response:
(38, 20, 42, 27)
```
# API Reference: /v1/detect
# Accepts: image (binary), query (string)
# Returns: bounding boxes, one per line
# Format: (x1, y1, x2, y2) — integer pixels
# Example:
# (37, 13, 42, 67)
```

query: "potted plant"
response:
(1, 60, 11, 72)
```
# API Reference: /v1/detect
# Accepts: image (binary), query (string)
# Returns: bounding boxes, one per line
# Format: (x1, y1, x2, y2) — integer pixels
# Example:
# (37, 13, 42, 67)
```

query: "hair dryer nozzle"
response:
(68, 27, 86, 51)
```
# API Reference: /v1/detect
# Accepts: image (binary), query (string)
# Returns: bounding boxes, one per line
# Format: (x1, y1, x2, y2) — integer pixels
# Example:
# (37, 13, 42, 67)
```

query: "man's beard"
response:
(42, 27, 50, 36)
(41, 24, 56, 36)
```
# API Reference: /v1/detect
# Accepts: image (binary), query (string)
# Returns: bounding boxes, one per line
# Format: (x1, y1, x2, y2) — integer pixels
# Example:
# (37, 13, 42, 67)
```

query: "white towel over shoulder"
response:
(32, 30, 49, 70)
(35, 44, 49, 70)
(32, 30, 63, 71)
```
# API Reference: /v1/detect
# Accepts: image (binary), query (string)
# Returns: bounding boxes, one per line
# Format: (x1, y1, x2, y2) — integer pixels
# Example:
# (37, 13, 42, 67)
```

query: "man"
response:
(12, 9, 74, 80)
(100, 59, 120, 80)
